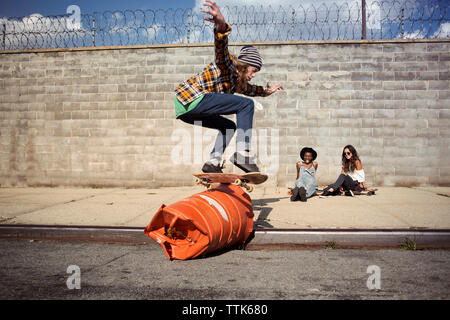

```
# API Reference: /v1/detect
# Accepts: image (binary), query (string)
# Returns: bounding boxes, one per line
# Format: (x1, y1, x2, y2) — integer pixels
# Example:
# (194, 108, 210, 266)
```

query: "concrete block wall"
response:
(0, 40, 449, 188)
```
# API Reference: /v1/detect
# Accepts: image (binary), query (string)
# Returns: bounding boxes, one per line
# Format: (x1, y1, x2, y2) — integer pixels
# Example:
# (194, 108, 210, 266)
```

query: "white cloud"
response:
(400, 29, 426, 39)
(433, 22, 450, 39)
(0, 13, 89, 49)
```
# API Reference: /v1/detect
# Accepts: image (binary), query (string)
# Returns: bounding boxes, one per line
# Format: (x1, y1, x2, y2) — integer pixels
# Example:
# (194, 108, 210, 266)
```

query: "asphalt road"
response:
(0, 239, 449, 300)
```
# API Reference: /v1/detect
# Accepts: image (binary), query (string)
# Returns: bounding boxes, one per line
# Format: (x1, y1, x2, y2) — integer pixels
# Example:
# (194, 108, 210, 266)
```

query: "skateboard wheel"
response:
(233, 179, 242, 186)
(206, 184, 213, 190)
(195, 178, 202, 185)
(246, 185, 254, 193)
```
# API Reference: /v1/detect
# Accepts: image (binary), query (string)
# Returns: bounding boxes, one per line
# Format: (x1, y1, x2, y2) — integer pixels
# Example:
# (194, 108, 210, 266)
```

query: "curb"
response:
(0, 225, 152, 245)
(248, 229, 450, 250)
(1, 225, 450, 249)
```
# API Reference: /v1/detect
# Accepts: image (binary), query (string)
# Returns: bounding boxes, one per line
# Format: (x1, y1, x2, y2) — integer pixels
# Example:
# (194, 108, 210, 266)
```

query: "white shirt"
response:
(348, 169, 365, 183)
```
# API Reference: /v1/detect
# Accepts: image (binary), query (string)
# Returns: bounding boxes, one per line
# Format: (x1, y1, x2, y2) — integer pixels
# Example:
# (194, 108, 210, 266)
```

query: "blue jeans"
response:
(178, 93, 255, 160)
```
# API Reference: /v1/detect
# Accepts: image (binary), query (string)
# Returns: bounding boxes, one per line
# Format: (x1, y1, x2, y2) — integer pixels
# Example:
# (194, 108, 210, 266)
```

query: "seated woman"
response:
(290, 147, 318, 202)
(321, 145, 368, 197)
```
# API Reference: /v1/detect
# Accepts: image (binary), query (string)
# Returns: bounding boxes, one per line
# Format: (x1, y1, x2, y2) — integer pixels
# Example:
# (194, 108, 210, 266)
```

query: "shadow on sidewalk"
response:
(252, 197, 288, 229)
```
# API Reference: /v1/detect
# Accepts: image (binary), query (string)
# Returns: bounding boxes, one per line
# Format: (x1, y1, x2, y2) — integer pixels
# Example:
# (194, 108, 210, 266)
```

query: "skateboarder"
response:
(174, 0, 283, 173)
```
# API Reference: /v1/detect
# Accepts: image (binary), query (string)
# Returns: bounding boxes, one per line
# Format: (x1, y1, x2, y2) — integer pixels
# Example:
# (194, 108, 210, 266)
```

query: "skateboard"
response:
(194, 172, 268, 193)
(353, 189, 377, 196)
(315, 187, 378, 196)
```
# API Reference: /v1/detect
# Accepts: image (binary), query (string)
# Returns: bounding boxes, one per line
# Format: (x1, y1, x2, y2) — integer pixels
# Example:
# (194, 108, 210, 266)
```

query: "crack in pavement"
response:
(75, 252, 131, 275)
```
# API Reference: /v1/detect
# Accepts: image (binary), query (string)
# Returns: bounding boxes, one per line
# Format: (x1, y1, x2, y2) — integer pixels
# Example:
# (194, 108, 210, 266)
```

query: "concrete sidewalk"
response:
(0, 185, 449, 230)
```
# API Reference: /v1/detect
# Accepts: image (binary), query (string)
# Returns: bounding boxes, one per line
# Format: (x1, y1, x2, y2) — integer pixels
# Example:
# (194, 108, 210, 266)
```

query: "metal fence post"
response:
(92, 16, 96, 46)
(187, 11, 191, 44)
(400, 8, 405, 39)
(291, 8, 295, 41)
(361, 0, 367, 39)
(2, 23, 6, 50)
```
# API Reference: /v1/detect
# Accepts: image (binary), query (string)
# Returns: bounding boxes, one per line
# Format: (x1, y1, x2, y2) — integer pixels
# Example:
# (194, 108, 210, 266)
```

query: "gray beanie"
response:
(238, 45, 263, 70)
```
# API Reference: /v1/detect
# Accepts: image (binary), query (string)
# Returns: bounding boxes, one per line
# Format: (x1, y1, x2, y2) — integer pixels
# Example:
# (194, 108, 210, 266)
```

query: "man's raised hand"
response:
(202, 0, 226, 33)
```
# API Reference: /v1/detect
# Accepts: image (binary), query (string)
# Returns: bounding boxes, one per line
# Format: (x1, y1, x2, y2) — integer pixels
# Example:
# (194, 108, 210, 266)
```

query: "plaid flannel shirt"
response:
(175, 24, 270, 105)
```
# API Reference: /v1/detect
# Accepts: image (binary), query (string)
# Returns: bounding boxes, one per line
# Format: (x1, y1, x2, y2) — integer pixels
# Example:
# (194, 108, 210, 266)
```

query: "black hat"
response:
(300, 147, 317, 161)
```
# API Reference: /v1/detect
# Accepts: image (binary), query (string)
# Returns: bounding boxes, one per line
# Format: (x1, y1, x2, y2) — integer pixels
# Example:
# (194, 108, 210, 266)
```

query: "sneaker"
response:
(201, 160, 224, 173)
(298, 187, 307, 202)
(230, 151, 260, 173)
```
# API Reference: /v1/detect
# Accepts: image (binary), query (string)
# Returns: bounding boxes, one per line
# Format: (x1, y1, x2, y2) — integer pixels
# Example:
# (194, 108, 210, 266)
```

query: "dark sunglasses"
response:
(344, 152, 352, 156)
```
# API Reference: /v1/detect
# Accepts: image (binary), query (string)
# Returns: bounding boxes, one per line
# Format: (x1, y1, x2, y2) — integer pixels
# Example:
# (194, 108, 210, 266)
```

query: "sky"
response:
(1, 0, 447, 19)
(0, 0, 196, 17)
(0, 0, 448, 49)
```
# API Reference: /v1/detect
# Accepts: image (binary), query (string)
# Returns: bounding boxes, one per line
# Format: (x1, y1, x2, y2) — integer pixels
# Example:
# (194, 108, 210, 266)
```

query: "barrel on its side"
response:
(144, 184, 254, 260)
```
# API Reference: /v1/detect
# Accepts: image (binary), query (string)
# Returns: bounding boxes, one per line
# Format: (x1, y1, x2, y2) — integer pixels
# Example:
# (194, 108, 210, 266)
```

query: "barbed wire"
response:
(0, 0, 448, 50)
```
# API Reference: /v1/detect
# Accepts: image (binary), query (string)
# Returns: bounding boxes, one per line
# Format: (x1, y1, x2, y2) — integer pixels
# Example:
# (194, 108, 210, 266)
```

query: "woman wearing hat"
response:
(174, 0, 283, 173)
(291, 147, 318, 202)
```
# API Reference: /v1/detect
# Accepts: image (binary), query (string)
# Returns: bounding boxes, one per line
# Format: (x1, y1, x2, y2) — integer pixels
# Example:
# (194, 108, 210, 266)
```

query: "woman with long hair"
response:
(174, 0, 283, 173)
(321, 145, 367, 197)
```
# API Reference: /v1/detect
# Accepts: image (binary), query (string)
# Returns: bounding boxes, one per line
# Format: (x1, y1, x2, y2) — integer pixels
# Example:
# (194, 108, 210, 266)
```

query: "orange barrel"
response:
(144, 183, 254, 260)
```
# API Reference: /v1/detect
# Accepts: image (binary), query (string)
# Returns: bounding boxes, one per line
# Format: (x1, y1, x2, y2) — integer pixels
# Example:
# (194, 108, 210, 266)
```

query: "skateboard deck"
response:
(194, 172, 268, 184)
(315, 187, 378, 196)
(353, 188, 377, 196)
(194, 172, 268, 192)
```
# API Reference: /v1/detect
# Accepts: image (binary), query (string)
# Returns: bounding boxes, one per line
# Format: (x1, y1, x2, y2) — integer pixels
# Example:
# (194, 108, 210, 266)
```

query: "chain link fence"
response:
(1, 0, 449, 50)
